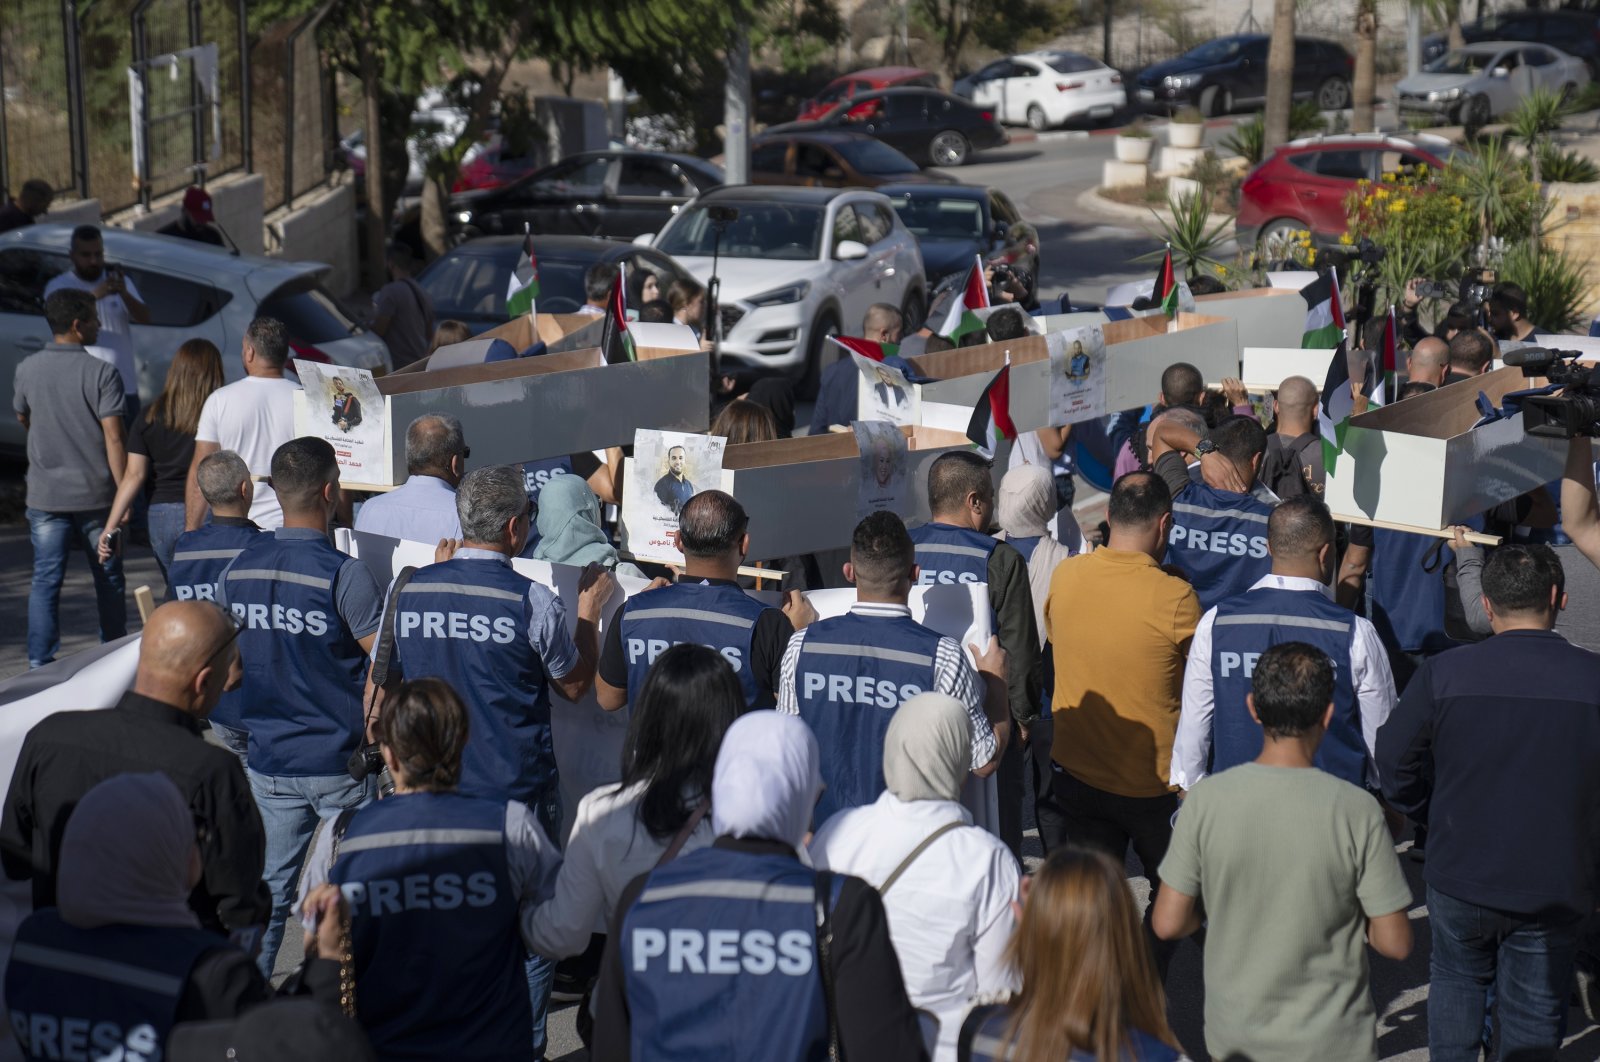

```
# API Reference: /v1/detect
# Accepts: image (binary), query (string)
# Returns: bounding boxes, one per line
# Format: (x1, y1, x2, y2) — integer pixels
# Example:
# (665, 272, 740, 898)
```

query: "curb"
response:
(1006, 114, 1239, 146)
(1074, 185, 1238, 232)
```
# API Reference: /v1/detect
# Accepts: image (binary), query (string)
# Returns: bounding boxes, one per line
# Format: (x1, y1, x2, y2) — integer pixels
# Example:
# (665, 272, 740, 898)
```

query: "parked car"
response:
(414, 235, 695, 333)
(0, 225, 388, 456)
(878, 183, 1039, 302)
(955, 51, 1126, 130)
(1396, 42, 1589, 127)
(1235, 132, 1459, 246)
(392, 150, 725, 256)
(452, 135, 543, 193)
(796, 66, 939, 121)
(1423, 8, 1600, 75)
(764, 88, 1007, 167)
(750, 130, 957, 187)
(1135, 34, 1353, 116)
(649, 185, 926, 392)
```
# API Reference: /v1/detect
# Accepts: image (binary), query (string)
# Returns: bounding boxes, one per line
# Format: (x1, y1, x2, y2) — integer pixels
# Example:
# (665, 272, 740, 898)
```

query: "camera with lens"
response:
(1413, 280, 1453, 301)
(1459, 267, 1496, 313)
(348, 743, 396, 797)
(1324, 237, 1387, 269)
(1507, 347, 1600, 439)
(988, 262, 1030, 303)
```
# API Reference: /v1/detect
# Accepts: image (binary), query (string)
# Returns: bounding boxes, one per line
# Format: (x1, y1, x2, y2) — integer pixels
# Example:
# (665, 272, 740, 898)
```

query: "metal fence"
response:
(0, 0, 332, 214)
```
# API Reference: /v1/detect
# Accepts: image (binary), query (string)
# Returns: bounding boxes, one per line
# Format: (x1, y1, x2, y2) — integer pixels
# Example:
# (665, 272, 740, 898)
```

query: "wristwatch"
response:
(1195, 438, 1217, 457)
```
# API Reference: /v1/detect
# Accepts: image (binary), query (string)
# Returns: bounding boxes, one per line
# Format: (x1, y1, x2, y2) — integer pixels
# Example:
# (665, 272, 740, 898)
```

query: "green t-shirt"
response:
(1158, 763, 1413, 1062)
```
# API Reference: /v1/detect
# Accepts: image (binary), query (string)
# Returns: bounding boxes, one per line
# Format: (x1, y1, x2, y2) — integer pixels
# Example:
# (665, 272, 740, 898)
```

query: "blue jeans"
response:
(26, 507, 126, 668)
(1427, 885, 1581, 1062)
(247, 769, 374, 978)
(146, 501, 185, 581)
(209, 721, 249, 769)
(525, 787, 563, 1059)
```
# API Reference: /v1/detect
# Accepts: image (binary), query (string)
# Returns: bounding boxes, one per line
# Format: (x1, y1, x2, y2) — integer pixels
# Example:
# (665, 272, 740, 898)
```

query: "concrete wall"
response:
(265, 182, 359, 296)
(44, 199, 105, 227)
(1542, 181, 1600, 322)
(111, 174, 266, 256)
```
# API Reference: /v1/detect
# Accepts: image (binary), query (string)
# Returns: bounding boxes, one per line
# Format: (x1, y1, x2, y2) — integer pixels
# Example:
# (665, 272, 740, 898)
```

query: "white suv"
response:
(650, 185, 925, 393)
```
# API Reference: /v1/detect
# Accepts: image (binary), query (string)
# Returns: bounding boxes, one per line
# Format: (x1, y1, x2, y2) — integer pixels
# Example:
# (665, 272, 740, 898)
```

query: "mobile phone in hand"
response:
(102, 528, 122, 551)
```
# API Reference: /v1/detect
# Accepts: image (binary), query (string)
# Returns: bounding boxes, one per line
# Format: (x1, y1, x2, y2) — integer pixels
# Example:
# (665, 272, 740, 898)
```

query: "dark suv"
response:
(1135, 35, 1354, 116)
(1423, 8, 1600, 75)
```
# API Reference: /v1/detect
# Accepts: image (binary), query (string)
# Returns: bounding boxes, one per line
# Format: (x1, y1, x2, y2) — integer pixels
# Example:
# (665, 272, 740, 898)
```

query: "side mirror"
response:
(632, 232, 655, 246)
(1492, 66, 1510, 78)
(835, 239, 869, 260)
(992, 220, 1010, 242)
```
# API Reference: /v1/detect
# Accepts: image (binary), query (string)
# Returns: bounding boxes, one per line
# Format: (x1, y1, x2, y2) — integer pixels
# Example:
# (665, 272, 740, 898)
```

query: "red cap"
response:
(182, 186, 214, 224)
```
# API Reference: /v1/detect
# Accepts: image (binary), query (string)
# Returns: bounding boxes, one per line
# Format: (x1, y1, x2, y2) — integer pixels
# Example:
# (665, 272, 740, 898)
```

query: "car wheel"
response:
(1462, 93, 1491, 127)
(1317, 77, 1352, 111)
(1561, 82, 1578, 104)
(1257, 217, 1308, 251)
(929, 130, 971, 167)
(901, 286, 926, 334)
(1199, 85, 1231, 118)
(1026, 104, 1049, 132)
(798, 309, 841, 400)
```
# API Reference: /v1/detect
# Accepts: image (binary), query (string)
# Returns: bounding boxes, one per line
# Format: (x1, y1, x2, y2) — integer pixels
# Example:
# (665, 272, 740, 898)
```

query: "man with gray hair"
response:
(353, 412, 468, 544)
(373, 463, 614, 1057)
(186, 316, 300, 530)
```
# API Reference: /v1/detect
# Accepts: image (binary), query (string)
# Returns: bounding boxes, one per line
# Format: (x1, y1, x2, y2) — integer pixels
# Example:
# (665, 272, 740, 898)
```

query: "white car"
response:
(959, 51, 1126, 131)
(0, 225, 390, 456)
(650, 185, 925, 392)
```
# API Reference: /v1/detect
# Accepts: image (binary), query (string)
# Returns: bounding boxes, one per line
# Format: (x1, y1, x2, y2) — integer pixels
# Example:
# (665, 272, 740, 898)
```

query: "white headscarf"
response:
(712, 712, 823, 849)
(57, 772, 200, 930)
(883, 693, 972, 803)
(997, 464, 1073, 646)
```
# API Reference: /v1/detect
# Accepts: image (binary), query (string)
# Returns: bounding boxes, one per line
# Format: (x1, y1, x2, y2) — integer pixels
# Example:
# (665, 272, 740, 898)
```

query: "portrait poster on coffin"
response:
(853, 421, 911, 520)
(620, 429, 726, 565)
(855, 353, 921, 426)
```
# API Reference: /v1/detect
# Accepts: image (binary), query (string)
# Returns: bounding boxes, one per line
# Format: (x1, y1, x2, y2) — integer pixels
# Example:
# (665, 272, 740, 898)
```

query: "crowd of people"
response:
(7, 237, 1600, 1062)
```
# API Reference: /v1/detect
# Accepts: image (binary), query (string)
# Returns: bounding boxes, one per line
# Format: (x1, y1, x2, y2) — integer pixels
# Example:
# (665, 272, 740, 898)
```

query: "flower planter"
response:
(1168, 122, 1204, 149)
(1115, 135, 1154, 164)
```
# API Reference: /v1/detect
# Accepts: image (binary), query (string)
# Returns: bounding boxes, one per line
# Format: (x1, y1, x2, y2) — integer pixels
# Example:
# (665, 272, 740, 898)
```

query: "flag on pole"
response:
(935, 255, 991, 342)
(599, 264, 636, 364)
(1368, 305, 1398, 408)
(1152, 244, 1179, 317)
(966, 356, 1016, 453)
(1318, 340, 1355, 477)
(1300, 271, 1346, 349)
(829, 336, 898, 362)
(506, 230, 540, 318)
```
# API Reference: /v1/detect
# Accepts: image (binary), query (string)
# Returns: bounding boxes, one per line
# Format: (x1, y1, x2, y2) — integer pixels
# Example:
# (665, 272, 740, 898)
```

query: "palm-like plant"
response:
(1450, 138, 1523, 243)
(1139, 190, 1234, 280)
(1508, 87, 1579, 189)
(1499, 239, 1591, 334)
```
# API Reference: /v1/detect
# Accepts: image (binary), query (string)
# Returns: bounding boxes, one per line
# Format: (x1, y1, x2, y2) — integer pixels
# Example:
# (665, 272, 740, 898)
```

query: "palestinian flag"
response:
(966, 357, 1016, 454)
(1301, 271, 1346, 349)
(1318, 340, 1355, 477)
(1152, 245, 1179, 317)
(829, 335, 897, 362)
(600, 264, 635, 364)
(506, 230, 540, 318)
(935, 255, 991, 342)
(1369, 305, 1398, 408)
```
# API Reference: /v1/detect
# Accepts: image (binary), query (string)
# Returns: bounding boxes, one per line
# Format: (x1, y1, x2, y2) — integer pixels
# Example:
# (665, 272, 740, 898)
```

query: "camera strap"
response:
(363, 565, 418, 732)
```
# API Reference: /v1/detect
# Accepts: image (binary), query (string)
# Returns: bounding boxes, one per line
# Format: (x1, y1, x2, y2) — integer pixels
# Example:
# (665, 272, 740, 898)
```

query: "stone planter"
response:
(1168, 176, 1204, 204)
(1168, 121, 1204, 149)
(1114, 135, 1154, 164)
(1102, 159, 1149, 189)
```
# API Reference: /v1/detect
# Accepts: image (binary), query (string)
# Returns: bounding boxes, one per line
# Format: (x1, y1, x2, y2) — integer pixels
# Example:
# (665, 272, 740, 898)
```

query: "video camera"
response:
(1322, 237, 1386, 269)
(1505, 346, 1600, 438)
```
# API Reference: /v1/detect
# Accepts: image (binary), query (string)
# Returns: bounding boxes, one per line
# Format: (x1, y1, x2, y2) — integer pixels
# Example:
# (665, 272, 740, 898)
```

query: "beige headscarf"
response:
(883, 693, 972, 803)
(997, 464, 1073, 646)
(57, 772, 200, 930)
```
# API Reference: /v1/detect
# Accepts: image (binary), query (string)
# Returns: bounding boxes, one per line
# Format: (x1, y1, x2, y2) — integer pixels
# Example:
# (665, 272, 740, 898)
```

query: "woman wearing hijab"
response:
(591, 711, 929, 1062)
(811, 693, 1022, 1062)
(958, 848, 1181, 1062)
(3, 773, 348, 1062)
(997, 464, 1078, 635)
(530, 473, 645, 579)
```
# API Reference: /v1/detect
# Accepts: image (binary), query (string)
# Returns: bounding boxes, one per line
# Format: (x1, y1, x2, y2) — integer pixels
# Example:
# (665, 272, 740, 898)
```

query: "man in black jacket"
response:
(1378, 545, 1600, 1061)
(1, 600, 271, 939)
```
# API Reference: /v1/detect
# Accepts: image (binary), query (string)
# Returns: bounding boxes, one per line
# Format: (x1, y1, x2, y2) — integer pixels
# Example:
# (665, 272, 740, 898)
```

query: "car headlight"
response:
(1163, 74, 1198, 89)
(1428, 87, 1462, 102)
(456, 210, 473, 223)
(746, 281, 811, 307)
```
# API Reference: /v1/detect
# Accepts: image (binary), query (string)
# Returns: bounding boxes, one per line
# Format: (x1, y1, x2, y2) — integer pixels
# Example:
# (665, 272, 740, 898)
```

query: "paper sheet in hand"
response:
(1046, 324, 1107, 425)
(855, 353, 920, 426)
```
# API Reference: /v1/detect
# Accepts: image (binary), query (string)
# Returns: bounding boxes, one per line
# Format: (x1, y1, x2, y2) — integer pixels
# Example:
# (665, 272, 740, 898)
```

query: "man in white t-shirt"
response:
(186, 317, 301, 530)
(43, 225, 149, 415)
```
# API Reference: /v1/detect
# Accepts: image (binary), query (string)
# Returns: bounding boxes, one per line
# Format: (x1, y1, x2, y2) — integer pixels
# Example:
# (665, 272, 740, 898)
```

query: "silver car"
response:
(1396, 41, 1589, 126)
(0, 224, 389, 456)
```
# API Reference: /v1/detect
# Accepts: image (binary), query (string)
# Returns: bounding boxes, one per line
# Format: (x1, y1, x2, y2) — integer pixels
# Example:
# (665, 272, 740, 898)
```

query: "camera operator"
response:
(985, 262, 1035, 310)
(1487, 282, 1547, 344)
(297, 677, 562, 1061)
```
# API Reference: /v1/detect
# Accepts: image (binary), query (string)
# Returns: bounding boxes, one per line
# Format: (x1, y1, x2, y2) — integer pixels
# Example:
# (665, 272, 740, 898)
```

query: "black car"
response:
(1423, 9, 1600, 74)
(414, 235, 694, 332)
(393, 150, 724, 255)
(878, 183, 1040, 301)
(1135, 35, 1354, 116)
(764, 88, 1008, 167)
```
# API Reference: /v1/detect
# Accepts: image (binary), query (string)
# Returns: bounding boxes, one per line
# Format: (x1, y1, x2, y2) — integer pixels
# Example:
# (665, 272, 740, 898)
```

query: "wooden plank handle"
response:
(134, 586, 156, 624)
(1332, 511, 1502, 547)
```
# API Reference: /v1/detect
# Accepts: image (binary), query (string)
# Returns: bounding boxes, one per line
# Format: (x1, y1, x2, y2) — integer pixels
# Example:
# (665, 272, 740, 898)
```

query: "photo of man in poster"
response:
(330, 377, 363, 432)
(653, 445, 695, 516)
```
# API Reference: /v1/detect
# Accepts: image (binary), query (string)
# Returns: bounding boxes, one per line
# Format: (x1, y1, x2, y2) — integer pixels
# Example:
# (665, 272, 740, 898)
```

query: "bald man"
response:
(1405, 337, 1449, 389)
(809, 303, 907, 435)
(1263, 376, 1323, 499)
(0, 601, 271, 936)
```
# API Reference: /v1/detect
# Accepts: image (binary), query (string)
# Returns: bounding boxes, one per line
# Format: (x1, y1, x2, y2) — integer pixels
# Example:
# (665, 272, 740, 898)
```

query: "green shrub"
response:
(1221, 115, 1264, 164)
(1499, 240, 1591, 335)
(1537, 145, 1600, 184)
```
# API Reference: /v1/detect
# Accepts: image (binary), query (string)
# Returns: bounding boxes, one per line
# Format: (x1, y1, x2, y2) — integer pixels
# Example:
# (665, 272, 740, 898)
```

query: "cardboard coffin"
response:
(1241, 346, 1337, 392)
(385, 313, 606, 377)
(296, 344, 710, 488)
(1325, 366, 1568, 529)
(718, 426, 974, 558)
(1193, 288, 1308, 352)
(903, 312, 1239, 428)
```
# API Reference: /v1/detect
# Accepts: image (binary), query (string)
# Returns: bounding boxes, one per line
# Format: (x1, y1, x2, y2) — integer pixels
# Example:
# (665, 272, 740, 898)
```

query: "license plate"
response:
(1138, 88, 1155, 101)
(1089, 105, 1115, 118)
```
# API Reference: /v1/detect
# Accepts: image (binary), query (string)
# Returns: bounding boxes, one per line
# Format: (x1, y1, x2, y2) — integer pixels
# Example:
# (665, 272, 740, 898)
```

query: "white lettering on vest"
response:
(173, 581, 219, 602)
(229, 602, 329, 636)
(802, 672, 922, 708)
(9, 1010, 159, 1062)
(1217, 650, 1263, 679)
(630, 928, 814, 976)
(524, 466, 570, 493)
(626, 638, 744, 673)
(914, 570, 980, 586)
(340, 871, 497, 917)
(1170, 525, 1268, 559)
(397, 611, 517, 644)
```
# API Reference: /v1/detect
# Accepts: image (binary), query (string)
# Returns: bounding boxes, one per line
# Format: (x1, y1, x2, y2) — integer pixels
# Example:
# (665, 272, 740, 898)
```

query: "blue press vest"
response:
(910, 522, 998, 586)
(618, 581, 772, 709)
(521, 457, 574, 555)
(794, 611, 942, 823)
(1369, 528, 1456, 654)
(962, 1004, 1181, 1062)
(329, 792, 530, 1061)
(391, 557, 555, 806)
(5, 909, 222, 1062)
(620, 845, 842, 1062)
(1209, 586, 1366, 786)
(1167, 481, 1274, 612)
(167, 521, 261, 730)
(223, 533, 367, 777)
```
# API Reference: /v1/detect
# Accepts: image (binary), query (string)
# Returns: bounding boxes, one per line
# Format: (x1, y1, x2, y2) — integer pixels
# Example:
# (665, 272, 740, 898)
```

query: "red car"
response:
(1235, 133, 1458, 246)
(796, 66, 939, 121)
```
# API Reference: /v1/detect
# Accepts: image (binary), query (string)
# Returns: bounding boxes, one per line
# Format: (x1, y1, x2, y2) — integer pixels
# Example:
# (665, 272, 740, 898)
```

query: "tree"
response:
(1416, 0, 1467, 50)
(911, 0, 1074, 84)
(1262, 0, 1296, 153)
(1353, 0, 1378, 133)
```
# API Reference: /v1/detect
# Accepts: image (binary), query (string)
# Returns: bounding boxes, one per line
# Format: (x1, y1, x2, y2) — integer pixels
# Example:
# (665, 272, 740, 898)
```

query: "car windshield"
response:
(832, 137, 920, 174)
(658, 202, 825, 260)
(1045, 53, 1097, 74)
(815, 81, 850, 104)
(257, 283, 359, 344)
(1426, 50, 1494, 75)
(889, 194, 984, 239)
(419, 251, 590, 318)
(1185, 38, 1244, 63)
